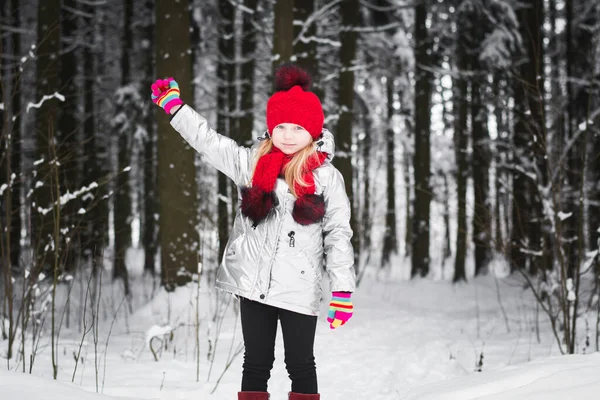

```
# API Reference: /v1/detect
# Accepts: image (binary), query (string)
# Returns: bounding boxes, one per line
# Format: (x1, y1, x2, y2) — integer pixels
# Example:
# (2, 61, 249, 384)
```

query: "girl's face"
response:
(271, 123, 312, 155)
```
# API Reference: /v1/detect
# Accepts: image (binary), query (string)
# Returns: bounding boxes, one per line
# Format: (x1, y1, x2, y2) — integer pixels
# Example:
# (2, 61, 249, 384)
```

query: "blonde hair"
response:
(252, 139, 318, 197)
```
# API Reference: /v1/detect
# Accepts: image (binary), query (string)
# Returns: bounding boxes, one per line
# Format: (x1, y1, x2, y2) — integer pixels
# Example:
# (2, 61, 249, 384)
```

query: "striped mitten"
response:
(327, 292, 353, 329)
(151, 77, 183, 114)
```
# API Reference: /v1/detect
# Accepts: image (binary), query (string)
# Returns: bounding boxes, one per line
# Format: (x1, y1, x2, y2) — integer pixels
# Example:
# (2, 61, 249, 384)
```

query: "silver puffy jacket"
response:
(170, 105, 356, 315)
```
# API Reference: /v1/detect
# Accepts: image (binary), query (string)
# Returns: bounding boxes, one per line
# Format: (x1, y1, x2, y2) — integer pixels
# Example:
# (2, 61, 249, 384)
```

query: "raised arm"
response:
(170, 105, 251, 184)
(152, 78, 251, 185)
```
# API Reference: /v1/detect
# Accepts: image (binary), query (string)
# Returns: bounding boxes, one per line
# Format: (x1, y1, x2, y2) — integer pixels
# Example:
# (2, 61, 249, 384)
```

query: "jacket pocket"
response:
(225, 234, 243, 260)
(296, 248, 321, 283)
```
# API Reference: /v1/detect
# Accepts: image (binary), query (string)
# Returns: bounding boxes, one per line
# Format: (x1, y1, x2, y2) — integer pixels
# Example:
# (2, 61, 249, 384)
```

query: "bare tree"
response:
(239, 0, 259, 145)
(59, 0, 80, 272)
(293, 0, 322, 99)
(471, 44, 491, 276)
(453, 17, 468, 283)
(217, 0, 235, 261)
(335, 0, 360, 271)
(10, 0, 21, 271)
(272, 0, 294, 78)
(113, 0, 134, 294)
(33, 0, 61, 273)
(411, 0, 432, 278)
(381, 76, 398, 268)
(80, 1, 108, 276)
(141, 0, 157, 276)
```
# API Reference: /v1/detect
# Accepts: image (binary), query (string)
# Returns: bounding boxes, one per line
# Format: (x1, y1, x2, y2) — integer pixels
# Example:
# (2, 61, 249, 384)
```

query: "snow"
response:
(557, 211, 572, 221)
(145, 325, 175, 347)
(1, 267, 599, 400)
(26, 92, 66, 113)
(402, 353, 600, 399)
(0, 370, 145, 400)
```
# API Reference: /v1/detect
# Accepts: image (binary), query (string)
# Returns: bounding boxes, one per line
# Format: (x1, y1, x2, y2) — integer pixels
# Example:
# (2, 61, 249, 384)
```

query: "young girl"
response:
(151, 64, 356, 400)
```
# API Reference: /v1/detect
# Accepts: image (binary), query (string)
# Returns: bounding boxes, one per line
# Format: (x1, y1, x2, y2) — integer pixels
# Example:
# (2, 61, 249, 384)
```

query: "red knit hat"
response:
(240, 64, 327, 227)
(266, 64, 324, 139)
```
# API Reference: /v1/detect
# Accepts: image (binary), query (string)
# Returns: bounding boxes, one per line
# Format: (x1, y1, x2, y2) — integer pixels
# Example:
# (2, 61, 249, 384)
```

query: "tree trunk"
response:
(510, 0, 546, 275)
(0, 0, 14, 360)
(453, 47, 468, 283)
(156, 0, 199, 290)
(59, 0, 80, 273)
(272, 0, 294, 78)
(412, 1, 432, 278)
(493, 75, 505, 254)
(114, 0, 134, 294)
(227, 5, 239, 218)
(80, 1, 106, 275)
(566, 0, 597, 353)
(335, 0, 360, 273)
(293, 0, 323, 99)
(217, 0, 235, 262)
(568, 0, 598, 253)
(381, 76, 397, 268)
(471, 69, 491, 276)
(240, 0, 258, 146)
(10, 0, 21, 271)
(403, 146, 412, 257)
(33, 0, 61, 272)
(442, 174, 452, 263)
(142, 0, 157, 275)
(355, 94, 372, 256)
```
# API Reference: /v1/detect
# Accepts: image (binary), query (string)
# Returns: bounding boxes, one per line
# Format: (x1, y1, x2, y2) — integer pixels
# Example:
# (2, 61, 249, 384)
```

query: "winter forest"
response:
(1, 0, 600, 399)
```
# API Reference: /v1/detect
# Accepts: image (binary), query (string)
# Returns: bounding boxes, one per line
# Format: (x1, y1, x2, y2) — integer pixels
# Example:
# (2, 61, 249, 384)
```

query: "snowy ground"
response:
(2, 259, 600, 400)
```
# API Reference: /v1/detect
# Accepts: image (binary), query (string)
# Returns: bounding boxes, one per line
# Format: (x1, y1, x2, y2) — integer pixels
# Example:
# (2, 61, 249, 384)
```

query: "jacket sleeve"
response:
(170, 104, 251, 185)
(322, 167, 356, 293)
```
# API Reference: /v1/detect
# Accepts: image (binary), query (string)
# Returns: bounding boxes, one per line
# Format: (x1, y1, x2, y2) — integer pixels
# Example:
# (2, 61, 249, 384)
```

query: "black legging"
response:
(239, 297, 318, 394)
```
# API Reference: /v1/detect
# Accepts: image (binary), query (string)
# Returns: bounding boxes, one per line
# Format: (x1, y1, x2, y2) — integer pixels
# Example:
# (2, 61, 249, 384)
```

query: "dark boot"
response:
(289, 392, 320, 400)
(238, 391, 270, 400)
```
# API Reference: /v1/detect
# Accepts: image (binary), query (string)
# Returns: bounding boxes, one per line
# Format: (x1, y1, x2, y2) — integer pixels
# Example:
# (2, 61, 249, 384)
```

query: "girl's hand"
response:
(151, 77, 183, 114)
(327, 292, 353, 329)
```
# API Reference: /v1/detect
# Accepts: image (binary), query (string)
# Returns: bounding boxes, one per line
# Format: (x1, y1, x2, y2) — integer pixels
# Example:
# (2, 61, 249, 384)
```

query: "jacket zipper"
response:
(263, 189, 289, 297)
(251, 187, 288, 299)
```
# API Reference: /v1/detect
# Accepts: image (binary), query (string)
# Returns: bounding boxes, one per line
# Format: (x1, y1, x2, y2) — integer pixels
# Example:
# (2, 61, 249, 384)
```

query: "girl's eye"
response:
(275, 125, 283, 129)
(294, 126, 304, 130)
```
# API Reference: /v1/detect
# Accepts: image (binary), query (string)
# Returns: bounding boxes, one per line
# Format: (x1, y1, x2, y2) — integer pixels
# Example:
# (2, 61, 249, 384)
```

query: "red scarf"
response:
(241, 147, 328, 227)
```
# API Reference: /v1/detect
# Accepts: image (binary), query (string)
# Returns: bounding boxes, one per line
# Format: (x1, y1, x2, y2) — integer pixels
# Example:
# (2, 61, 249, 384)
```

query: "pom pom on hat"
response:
(267, 63, 324, 140)
(275, 63, 312, 91)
